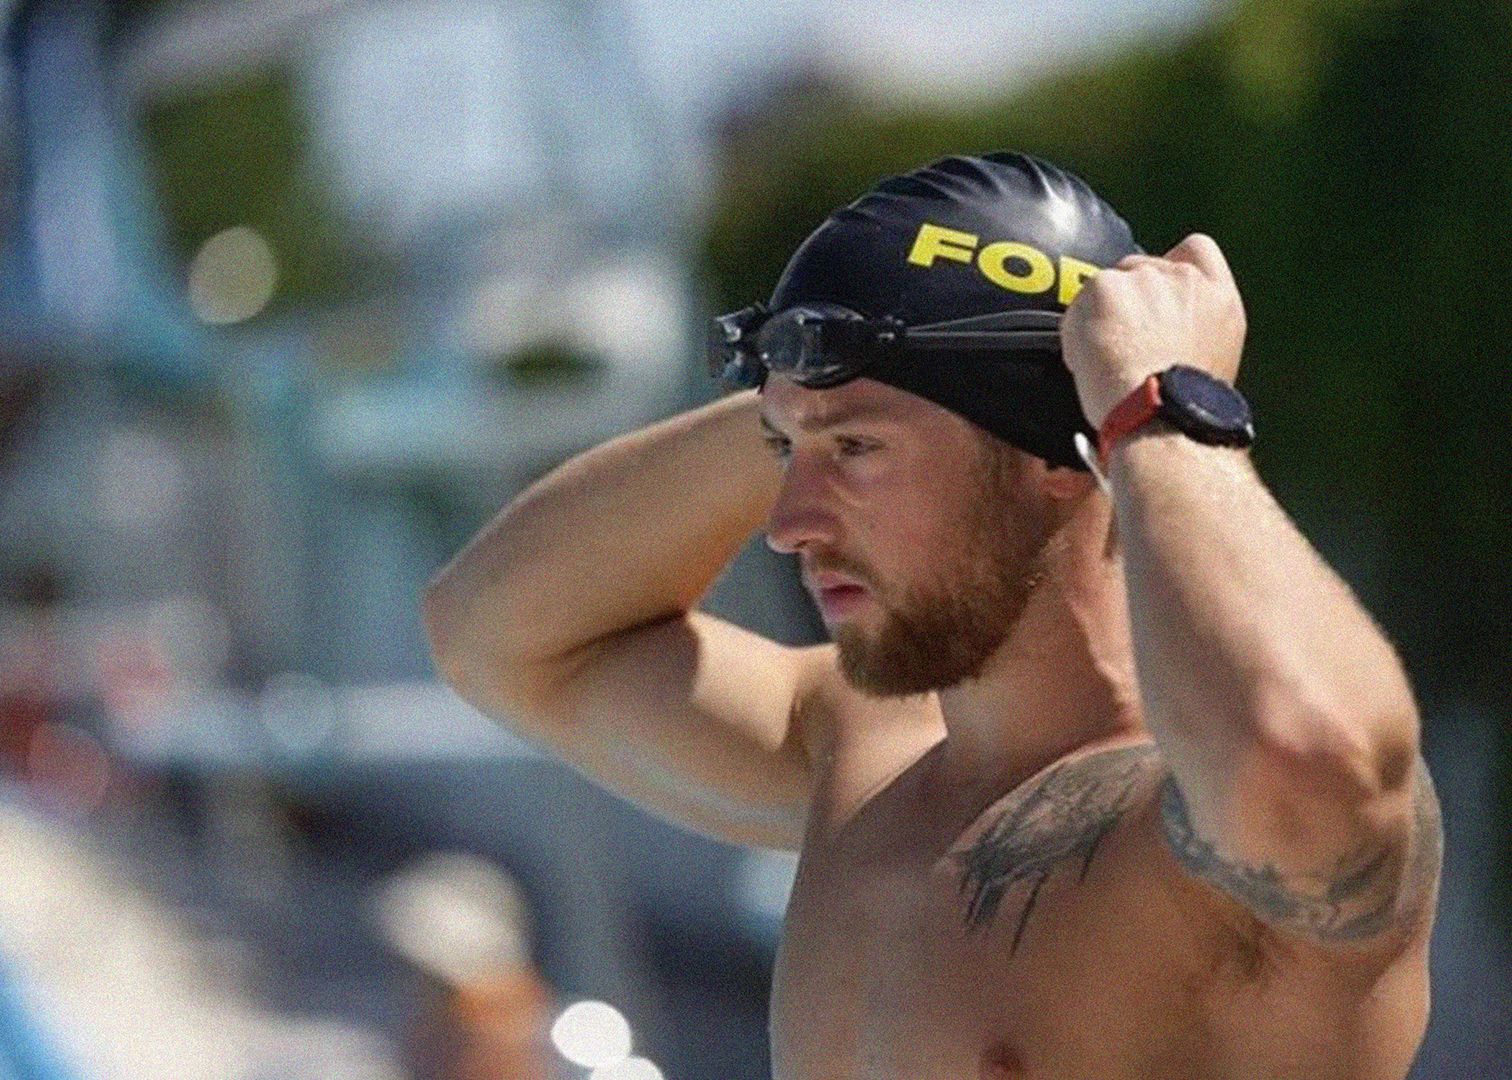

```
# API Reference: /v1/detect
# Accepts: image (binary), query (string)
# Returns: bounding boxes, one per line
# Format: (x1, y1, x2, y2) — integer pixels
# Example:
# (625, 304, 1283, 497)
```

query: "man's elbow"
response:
(421, 568, 507, 675)
(422, 578, 507, 703)
(423, 586, 573, 732)
(420, 574, 461, 663)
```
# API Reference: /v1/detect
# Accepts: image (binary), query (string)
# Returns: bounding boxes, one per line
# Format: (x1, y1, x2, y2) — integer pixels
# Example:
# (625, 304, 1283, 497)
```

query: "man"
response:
(422, 153, 1442, 1079)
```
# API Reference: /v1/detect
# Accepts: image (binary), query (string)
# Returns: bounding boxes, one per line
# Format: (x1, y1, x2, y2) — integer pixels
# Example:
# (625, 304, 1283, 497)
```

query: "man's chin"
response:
(834, 626, 967, 698)
(832, 599, 1014, 698)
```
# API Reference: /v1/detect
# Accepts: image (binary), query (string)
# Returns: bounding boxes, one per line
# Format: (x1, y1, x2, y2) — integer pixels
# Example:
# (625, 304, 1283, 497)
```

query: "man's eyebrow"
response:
(760, 403, 894, 434)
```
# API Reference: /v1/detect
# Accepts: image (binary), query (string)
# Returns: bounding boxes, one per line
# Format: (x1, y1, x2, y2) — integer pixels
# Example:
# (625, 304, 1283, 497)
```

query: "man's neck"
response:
(933, 498, 1146, 798)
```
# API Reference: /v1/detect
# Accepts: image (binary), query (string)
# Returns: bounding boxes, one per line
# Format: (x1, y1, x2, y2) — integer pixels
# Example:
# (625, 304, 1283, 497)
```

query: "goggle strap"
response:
(900, 329, 1062, 351)
(905, 309, 1061, 332)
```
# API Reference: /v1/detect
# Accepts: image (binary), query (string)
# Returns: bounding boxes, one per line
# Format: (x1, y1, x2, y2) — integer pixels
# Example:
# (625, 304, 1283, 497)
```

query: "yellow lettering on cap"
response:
(976, 241, 1055, 295)
(1058, 255, 1099, 305)
(907, 222, 979, 267)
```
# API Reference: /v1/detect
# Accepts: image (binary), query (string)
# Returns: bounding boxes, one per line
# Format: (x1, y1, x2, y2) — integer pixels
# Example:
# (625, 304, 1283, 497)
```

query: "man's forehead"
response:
(759, 376, 925, 432)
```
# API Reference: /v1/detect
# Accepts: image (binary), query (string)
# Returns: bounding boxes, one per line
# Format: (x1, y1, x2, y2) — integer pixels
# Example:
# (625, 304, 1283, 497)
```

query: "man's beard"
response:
(834, 551, 1043, 697)
(830, 458, 1047, 697)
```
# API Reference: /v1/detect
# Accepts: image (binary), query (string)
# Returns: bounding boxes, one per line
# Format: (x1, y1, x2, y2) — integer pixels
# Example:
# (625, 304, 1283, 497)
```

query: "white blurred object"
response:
(102, 680, 541, 769)
(187, 225, 278, 324)
(571, 258, 685, 374)
(549, 1000, 633, 1069)
(591, 1057, 665, 1080)
(371, 851, 534, 985)
(461, 256, 686, 379)
(304, 0, 544, 241)
(256, 671, 339, 755)
(0, 806, 408, 1080)
(810, 0, 1210, 101)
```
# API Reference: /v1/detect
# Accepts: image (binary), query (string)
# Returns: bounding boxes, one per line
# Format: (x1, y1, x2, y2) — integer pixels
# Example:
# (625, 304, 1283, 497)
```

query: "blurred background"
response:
(0, 0, 1506, 1076)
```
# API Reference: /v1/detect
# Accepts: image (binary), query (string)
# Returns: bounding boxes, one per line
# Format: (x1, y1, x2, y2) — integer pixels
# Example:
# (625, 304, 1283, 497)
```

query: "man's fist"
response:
(1061, 233, 1247, 430)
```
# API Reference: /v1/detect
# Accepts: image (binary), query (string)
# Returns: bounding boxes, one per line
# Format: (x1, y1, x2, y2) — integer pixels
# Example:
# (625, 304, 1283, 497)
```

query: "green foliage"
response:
(701, 0, 1512, 896)
(137, 67, 376, 311)
(486, 339, 607, 388)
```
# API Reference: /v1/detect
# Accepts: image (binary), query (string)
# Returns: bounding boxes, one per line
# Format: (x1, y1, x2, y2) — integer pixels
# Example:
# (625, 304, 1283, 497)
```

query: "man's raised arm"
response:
(422, 390, 827, 849)
(1063, 235, 1442, 953)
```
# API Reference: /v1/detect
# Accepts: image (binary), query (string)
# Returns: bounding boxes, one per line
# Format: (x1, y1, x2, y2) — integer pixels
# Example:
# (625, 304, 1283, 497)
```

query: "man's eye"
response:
(763, 435, 792, 460)
(836, 436, 876, 457)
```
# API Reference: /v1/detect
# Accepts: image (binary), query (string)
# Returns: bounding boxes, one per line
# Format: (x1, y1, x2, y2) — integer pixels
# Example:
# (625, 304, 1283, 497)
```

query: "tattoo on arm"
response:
(1158, 755, 1443, 942)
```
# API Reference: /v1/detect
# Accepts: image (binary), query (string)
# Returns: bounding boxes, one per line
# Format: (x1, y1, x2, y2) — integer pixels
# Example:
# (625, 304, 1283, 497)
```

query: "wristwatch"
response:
(1096, 365, 1255, 471)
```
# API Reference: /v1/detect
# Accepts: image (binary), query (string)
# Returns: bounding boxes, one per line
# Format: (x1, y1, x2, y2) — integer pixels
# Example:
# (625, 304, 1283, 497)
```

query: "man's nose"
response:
(764, 466, 838, 555)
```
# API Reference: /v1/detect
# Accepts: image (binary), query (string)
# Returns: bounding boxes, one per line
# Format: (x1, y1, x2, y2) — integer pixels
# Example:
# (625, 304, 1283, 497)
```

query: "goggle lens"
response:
(754, 306, 863, 388)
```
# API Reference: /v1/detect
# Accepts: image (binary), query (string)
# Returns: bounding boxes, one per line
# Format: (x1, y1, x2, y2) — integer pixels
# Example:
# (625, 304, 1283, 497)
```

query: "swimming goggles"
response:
(707, 301, 1063, 390)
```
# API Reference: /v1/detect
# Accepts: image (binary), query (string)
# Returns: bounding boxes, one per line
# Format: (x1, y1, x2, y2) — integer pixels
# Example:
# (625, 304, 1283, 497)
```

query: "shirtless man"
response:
(422, 153, 1443, 1079)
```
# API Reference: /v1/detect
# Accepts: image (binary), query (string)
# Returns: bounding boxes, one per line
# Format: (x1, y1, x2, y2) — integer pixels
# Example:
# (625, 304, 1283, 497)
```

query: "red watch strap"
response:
(1097, 375, 1163, 471)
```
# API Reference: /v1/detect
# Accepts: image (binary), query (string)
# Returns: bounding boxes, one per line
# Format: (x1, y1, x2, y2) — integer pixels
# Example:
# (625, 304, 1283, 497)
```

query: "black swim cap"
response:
(768, 152, 1140, 471)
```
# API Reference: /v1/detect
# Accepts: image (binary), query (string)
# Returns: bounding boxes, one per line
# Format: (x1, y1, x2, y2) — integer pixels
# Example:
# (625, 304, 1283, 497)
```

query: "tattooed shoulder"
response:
(1158, 755, 1443, 943)
(954, 741, 1165, 955)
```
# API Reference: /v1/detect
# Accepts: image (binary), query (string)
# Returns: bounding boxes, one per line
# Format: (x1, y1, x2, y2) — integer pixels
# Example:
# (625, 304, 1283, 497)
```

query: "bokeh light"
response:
(371, 851, 532, 984)
(590, 1057, 665, 1080)
(186, 225, 278, 324)
(549, 1000, 633, 1069)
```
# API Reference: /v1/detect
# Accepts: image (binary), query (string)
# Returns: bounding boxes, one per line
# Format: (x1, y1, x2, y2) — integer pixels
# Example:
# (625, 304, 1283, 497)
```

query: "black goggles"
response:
(707, 302, 1062, 390)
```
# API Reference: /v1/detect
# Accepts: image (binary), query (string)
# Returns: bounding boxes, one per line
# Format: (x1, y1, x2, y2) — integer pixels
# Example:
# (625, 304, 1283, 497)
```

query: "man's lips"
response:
(809, 569, 864, 590)
(806, 570, 872, 621)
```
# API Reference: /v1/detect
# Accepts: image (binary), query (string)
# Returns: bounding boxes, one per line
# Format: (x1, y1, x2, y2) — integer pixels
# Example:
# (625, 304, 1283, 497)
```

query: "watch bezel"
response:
(1156, 365, 1255, 448)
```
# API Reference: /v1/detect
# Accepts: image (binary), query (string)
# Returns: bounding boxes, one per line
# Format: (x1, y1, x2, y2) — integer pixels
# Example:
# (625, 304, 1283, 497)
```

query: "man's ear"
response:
(1042, 464, 1097, 502)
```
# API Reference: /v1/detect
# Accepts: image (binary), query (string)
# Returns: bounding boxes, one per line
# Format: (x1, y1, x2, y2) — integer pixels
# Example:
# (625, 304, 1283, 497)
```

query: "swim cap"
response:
(768, 152, 1140, 471)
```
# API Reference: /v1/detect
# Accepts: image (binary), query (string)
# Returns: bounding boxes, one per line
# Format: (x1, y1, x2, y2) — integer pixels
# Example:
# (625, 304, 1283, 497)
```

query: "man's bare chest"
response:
(770, 741, 1220, 1079)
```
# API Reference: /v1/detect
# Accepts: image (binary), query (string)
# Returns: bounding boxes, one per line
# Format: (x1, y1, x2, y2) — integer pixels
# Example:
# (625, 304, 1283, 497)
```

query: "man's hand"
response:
(1061, 233, 1248, 429)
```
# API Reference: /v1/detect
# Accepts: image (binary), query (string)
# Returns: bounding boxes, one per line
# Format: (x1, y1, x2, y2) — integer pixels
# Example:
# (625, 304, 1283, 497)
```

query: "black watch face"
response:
(1159, 365, 1254, 440)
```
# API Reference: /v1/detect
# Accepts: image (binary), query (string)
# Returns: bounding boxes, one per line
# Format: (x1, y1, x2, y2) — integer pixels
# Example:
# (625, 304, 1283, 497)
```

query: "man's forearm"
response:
(1109, 425, 1420, 869)
(423, 390, 780, 676)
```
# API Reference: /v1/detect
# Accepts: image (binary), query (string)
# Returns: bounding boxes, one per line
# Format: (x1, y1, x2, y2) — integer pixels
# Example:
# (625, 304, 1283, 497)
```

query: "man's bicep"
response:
(1157, 754, 1442, 950)
(524, 612, 830, 849)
